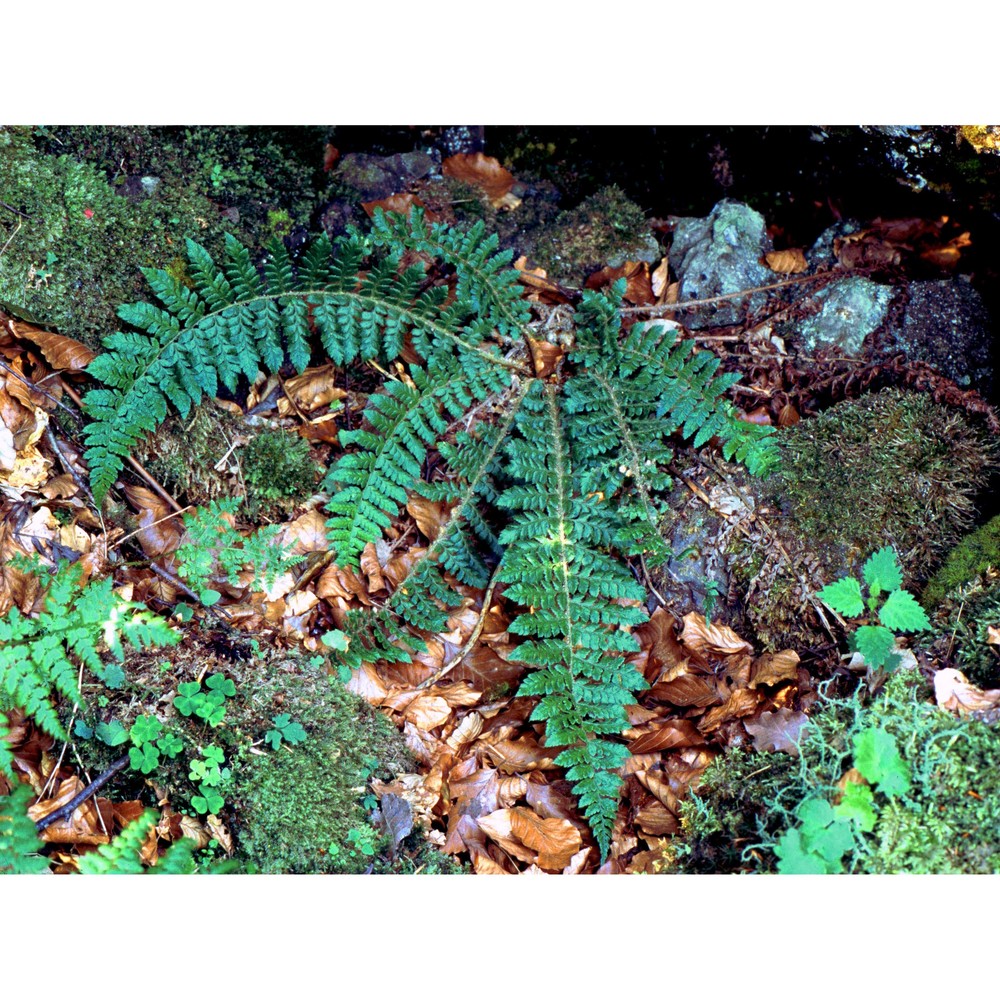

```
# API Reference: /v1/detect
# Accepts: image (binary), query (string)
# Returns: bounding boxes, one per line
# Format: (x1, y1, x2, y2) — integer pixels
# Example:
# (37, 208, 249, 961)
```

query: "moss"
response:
(677, 671, 1000, 873)
(227, 659, 413, 874)
(520, 185, 658, 283)
(240, 429, 322, 521)
(0, 128, 235, 349)
(923, 513, 1000, 607)
(927, 569, 1000, 687)
(772, 389, 990, 577)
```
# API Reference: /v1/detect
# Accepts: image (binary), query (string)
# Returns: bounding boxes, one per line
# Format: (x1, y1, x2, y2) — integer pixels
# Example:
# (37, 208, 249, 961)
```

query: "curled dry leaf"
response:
(361, 192, 439, 221)
(278, 365, 347, 415)
(526, 336, 564, 378)
(750, 649, 800, 688)
(442, 153, 517, 208)
(584, 261, 655, 305)
(681, 612, 755, 660)
(628, 718, 706, 754)
(698, 687, 762, 732)
(376, 792, 414, 855)
(933, 668, 1000, 715)
(405, 494, 452, 542)
(763, 248, 808, 274)
(4, 319, 97, 371)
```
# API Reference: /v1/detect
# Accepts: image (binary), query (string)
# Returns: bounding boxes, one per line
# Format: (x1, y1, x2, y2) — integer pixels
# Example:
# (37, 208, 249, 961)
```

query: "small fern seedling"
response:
(817, 546, 930, 671)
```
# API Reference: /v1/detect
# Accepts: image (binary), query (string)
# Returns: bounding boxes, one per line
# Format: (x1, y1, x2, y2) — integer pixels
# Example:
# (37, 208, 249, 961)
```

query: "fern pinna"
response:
(81, 208, 778, 859)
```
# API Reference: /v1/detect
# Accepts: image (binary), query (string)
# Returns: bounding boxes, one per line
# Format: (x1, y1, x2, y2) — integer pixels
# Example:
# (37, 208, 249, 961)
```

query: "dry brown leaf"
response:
(405, 494, 452, 542)
(346, 662, 389, 703)
(359, 543, 386, 593)
(513, 257, 572, 304)
(446, 712, 483, 755)
(763, 248, 807, 274)
(987, 625, 1000, 646)
(279, 509, 329, 554)
(933, 668, 1000, 715)
(278, 365, 347, 415)
(680, 612, 754, 660)
(526, 336, 564, 378)
(651, 257, 671, 299)
(442, 153, 516, 208)
(778, 402, 801, 427)
(2, 317, 96, 370)
(361, 192, 440, 221)
(698, 687, 762, 732)
(482, 737, 559, 773)
(563, 846, 592, 874)
(744, 708, 809, 754)
(316, 562, 372, 604)
(508, 807, 582, 870)
(628, 718, 706, 754)
(750, 649, 801, 688)
(584, 260, 655, 305)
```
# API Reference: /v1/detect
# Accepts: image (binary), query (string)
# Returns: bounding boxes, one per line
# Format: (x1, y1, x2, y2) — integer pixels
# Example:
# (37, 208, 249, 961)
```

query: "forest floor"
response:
(2, 125, 1000, 875)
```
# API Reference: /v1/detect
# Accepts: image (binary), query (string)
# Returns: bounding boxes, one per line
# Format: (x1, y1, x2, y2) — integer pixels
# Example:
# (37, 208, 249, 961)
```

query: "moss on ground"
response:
(923, 513, 1000, 607)
(675, 670, 1000, 873)
(240, 429, 322, 522)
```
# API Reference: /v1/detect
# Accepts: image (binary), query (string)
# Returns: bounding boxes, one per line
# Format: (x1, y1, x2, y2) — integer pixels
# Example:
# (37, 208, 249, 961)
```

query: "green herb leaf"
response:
(861, 546, 902, 599)
(816, 577, 864, 618)
(853, 728, 911, 798)
(95, 720, 128, 747)
(774, 828, 838, 874)
(835, 780, 877, 832)
(877, 589, 931, 633)
(852, 625, 898, 671)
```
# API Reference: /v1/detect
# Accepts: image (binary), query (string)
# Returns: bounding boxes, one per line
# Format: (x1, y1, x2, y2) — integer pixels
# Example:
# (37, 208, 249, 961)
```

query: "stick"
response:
(34, 754, 130, 832)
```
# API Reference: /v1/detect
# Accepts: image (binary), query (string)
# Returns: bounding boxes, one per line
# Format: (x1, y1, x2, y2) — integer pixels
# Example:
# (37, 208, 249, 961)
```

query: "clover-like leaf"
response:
(853, 727, 911, 798)
(205, 674, 236, 699)
(816, 576, 864, 618)
(129, 743, 160, 775)
(322, 629, 350, 652)
(851, 625, 898, 671)
(95, 719, 128, 747)
(129, 714, 163, 746)
(862, 546, 902, 599)
(191, 787, 225, 815)
(155, 732, 185, 758)
(878, 589, 931, 633)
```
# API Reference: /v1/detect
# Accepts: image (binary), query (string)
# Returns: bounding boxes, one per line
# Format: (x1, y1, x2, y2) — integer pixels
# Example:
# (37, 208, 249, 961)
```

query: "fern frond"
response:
(497, 381, 647, 859)
(0, 783, 48, 873)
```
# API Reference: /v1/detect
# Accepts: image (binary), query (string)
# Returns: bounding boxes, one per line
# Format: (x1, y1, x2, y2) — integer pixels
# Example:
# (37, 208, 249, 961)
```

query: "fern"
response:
(0, 784, 48, 873)
(0, 564, 179, 780)
(82, 208, 779, 859)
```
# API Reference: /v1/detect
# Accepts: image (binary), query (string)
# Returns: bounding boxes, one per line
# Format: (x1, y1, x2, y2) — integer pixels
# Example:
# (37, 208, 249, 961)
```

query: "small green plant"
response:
(772, 724, 912, 874)
(817, 546, 931, 670)
(346, 825, 378, 858)
(264, 714, 307, 750)
(172, 673, 236, 727)
(189, 745, 231, 815)
(0, 784, 49, 874)
(0, 562, 178, 779)
(174, 498, 305, 605)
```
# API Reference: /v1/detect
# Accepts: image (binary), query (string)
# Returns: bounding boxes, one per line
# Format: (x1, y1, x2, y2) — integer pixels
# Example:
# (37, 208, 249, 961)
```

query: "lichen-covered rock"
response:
(794, 276, 895, 356)
(666, 199, 774, 329)
(877, 277, 993, 395)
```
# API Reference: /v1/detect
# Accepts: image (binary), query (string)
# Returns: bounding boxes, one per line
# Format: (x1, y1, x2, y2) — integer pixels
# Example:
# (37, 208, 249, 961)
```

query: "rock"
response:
(794, 276, 895, 357)
(667, 199, 775, 329)
(877, 277, 993, 395)
(333, 151, 436, 200)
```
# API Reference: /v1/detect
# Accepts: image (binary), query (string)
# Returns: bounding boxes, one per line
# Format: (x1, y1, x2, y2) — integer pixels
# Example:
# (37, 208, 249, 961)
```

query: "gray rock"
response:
(667, 200, 775, 329)
(877, 277, 993, 395)
(795, 276, 895, 356)
(334, 151, 436, 200)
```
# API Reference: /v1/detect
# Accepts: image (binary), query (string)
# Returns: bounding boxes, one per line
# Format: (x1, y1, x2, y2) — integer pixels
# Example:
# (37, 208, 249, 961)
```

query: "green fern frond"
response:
(0, 784, 48, 874)
(497, 381, 648, 859)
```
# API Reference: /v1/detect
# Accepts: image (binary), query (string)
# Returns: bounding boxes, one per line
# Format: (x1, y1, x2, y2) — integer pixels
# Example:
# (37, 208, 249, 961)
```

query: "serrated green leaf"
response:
(862, 546, 902, 599)
(853, 728, 911, 797)
(816, 577, 864, 618)
(795, 797, 838, 835)
(834, 781, 877, 832)
(774, 827, 838, 874)
(878, 589, 931, 633)
(852, 625, 897, 670)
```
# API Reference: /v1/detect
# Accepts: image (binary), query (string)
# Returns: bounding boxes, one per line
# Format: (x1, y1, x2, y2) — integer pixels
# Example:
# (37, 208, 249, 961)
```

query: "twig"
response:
(111, 506, 192, 550)
(148, 561, 232, 620)
(0, 358, 81, 422)
(34, 754, 130, 832)
(417, 573, 500, 690)
(0, 199, 31, 220)
(619, 271, 834, 315)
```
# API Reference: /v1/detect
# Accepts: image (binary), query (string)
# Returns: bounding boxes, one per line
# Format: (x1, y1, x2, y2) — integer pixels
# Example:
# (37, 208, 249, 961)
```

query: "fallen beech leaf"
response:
(526, 336, 563, 378)
(563, 846, 592, 874)
(513, 257, 572, 304)
(651, 257, 671, 299)
(508, 807, 582, 870)
(763, 248, 807, 274)
(933, 668, 1000, 715)
(406, 494, 452, 542)
(359, 543, 386, 592)
(278, 365, 347, 415)
(206, 814, 234, 855)
(482, 737, 558, 773)
(744, 708, 809, 754)
(446, 711, 484, 751)
(681, 612, 754, 660)
(987, 626, 1000, 646)
(628, 718, 705, 754)
(750, 649, 801, 688)
(279, 509, 329, 554)
(585, 260, 655, 305)
(442, 153, 516, 207)
(698, 687, 761, 732)
(778, 402, 801, 427)
(362, 192, 438, 221)
(3, 318, 96, 370)
(346, 662, 389, 703)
